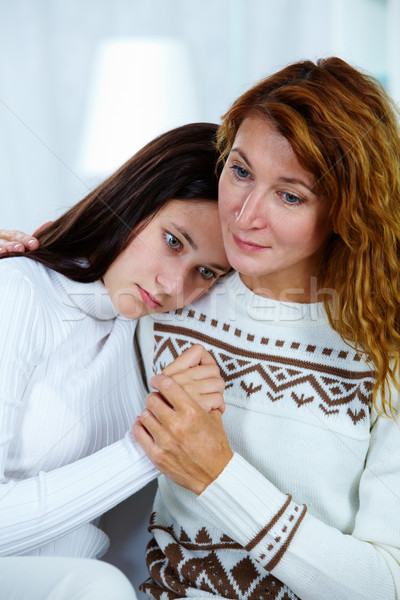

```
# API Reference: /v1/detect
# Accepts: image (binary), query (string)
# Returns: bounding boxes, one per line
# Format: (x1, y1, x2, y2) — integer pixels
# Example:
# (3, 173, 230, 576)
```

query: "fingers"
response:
(132, 417, 156, 456)
(148, 374, 226, 415)
(0, 230, 39, 254)
(162, 344, 217, 376)
(192, 393, 225, 412)
(146, 375, 195, 412)
(146, 391, 174, 423)
(152, 364, 222, 387)
(133, 387, 233, 495)
(178, 377, 225, 395)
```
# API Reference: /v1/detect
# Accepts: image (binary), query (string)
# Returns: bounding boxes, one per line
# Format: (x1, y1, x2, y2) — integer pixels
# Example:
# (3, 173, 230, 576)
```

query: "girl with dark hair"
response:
(0, 123, 230, 599)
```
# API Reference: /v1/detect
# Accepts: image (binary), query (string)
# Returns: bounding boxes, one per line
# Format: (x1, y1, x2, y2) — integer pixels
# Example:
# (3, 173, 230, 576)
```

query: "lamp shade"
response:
(79, 38, 200, 177)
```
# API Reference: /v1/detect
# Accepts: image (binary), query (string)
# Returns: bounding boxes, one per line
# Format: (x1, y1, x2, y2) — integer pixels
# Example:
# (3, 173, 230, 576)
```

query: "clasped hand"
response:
(133, 344, 233, 495)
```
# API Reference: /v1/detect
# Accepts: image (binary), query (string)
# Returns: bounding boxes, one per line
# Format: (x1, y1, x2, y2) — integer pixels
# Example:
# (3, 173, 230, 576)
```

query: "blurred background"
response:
(0, 0, 399, 232)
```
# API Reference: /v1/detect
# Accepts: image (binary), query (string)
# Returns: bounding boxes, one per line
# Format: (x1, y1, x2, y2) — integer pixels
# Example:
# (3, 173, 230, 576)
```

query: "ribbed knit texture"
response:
(137, 271, 400, 600)
(0, 257, 158, 557)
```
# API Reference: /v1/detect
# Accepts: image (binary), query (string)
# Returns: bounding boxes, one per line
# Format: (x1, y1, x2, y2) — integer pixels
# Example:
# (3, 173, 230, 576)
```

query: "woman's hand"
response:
(159, 344, 226, 413)
(0, 230, 39, 254)
(133, 344, 231, 494)
(133, 374, 233, 495)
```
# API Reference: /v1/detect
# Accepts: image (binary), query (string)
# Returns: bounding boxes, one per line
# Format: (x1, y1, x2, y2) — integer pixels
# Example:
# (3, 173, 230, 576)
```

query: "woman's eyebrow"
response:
(277, 177, 316, 193)
(231, 148, 316, 193)
(230, 147, 253, 171)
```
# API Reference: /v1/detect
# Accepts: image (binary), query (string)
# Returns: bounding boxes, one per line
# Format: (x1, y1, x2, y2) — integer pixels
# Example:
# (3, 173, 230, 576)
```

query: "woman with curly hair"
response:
(132, 58, 400, 600)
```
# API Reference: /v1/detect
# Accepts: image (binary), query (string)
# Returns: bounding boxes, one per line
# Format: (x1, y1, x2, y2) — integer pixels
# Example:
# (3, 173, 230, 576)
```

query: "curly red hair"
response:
(217, 57, 400, 415)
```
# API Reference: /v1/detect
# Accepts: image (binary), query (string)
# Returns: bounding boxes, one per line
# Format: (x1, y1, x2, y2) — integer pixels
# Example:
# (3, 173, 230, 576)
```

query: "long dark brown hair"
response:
(3, 122, 220, 282)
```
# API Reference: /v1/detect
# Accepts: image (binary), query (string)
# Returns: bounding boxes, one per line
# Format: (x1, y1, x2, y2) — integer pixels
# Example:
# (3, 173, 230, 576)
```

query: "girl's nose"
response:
(156, 266, 185, 297)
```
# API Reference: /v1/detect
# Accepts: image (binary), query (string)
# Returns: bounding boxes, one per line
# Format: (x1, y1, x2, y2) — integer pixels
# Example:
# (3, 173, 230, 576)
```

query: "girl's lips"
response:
(137, 285, 161, 309)
(232, 233, 269, 252)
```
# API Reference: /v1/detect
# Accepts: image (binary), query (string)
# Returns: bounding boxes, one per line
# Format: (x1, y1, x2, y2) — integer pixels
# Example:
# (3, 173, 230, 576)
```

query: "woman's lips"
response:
(232, 233, 269, 252)
(137, 285, 161, 309)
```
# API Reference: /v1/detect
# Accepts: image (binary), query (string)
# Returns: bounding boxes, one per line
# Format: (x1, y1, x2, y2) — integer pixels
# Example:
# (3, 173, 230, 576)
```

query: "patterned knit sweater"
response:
(137, 271, 400, 600)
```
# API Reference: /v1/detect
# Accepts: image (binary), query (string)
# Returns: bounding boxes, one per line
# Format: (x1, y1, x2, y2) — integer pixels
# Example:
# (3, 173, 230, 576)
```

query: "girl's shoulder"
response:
(0, 255, 48, 281)
(0, 257, 60, 313)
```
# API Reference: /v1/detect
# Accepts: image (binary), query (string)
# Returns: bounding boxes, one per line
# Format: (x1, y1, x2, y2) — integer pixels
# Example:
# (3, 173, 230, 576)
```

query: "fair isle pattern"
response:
(152, 308, 375, 426)
(140, 512, 300, 600)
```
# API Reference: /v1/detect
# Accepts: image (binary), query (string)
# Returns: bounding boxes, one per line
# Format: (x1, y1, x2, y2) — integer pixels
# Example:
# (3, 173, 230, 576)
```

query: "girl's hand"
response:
(157, 344, 226, 414)
(0, 230, 39, 254)
(133, 374, 233, 494)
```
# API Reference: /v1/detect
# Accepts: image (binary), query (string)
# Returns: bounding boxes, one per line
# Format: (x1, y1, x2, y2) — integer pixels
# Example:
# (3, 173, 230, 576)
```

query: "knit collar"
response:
(49, 269, 119, 321)
(228, 271, 328, 326)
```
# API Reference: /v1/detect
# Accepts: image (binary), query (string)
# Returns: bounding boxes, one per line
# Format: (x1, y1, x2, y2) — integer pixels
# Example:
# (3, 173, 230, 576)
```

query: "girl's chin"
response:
(111, 293, 146, 320)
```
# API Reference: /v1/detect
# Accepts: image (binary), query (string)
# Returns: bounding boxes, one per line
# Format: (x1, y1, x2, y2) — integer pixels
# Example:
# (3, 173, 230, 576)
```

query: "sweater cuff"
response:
(124, 431, 160, 478)
(197, 452, 306, 571)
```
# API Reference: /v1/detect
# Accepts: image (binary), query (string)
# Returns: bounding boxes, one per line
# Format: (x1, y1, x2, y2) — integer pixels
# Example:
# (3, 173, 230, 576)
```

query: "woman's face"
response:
(218, 114, 332, 300)
(103, 200, 230, 319)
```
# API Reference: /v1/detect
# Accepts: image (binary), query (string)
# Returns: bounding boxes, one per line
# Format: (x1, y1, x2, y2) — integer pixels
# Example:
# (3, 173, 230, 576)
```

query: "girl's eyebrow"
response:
(172, 225, 197, 250)
(210, 263, 230, 274)
(171, 223, 229, 274)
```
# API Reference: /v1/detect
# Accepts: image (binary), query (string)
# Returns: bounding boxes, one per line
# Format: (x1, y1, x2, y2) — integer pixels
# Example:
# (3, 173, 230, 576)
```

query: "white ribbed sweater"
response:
(0, 257, 158, 558)
(137, 271, 400, 600)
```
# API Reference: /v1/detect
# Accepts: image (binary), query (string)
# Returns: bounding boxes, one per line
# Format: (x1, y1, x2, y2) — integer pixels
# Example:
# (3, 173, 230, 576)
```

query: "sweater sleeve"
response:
(197, 410, 400, 600)
(0, 266, 158, 555)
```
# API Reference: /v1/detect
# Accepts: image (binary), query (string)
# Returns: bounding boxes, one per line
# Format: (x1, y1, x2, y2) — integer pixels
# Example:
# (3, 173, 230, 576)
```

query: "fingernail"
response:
(13, 243, 22, 251)
(0, 248, 5, 254)
(27, 239, 36, 248)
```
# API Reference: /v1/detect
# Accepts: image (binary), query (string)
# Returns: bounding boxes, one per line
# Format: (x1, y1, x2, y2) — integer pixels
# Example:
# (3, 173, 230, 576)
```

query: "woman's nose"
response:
(235, 189, 268, 229)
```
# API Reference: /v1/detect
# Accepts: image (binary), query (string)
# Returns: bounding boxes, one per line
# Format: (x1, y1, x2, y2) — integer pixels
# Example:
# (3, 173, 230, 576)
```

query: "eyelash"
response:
(164, 231, 182, 251)
(198, 267, 217, 281)
(230, 164, 251, 181)
(277, 191, 305, 206)
(230, 165, 305, 206)
(163, 232, 217, 281)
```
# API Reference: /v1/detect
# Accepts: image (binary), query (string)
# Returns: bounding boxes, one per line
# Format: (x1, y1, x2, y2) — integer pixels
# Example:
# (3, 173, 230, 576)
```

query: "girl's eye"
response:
(230, 165, 251, 180)
(165, 232, 182, 249)
(280, 191, 304, 205)
(198, 266, 217, 280)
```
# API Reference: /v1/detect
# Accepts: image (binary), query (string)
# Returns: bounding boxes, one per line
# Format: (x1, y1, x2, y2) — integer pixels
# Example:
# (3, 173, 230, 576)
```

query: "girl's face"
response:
(103, 200, 230, 319)
(218, 114, 332, 301)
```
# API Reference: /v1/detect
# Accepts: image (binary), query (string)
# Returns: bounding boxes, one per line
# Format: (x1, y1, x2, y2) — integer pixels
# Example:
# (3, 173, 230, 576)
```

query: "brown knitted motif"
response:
(140, 530, 300, 600)
(152, 315, 374, 427)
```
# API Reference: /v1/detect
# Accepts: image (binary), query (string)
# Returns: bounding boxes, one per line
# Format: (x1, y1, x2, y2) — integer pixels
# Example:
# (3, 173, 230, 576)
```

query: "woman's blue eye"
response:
(165, 232, 181, 249)
(198, 266, 216, 280)
(231, 165, 250, 179)
(281, 192, 303, 204)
